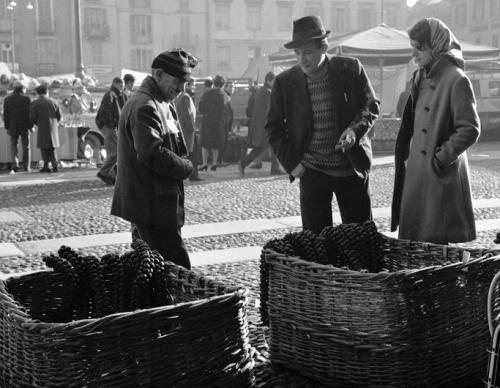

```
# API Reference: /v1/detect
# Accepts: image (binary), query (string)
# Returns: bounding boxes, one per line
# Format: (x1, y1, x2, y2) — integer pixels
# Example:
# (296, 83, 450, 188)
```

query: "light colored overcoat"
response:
(392, 56, 480, 243)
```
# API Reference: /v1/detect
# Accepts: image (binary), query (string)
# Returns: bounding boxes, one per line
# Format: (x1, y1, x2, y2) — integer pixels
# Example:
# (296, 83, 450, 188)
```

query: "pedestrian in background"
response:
(244, 80, 263, 169)
(123, 73, 136, 98)
(111, 49, 197, 269)
(391, 18, 480, 244)
(266, 15, 380, 235)
(3, 80, 33, 173)
(29, 84, 61, 173)
(240, 71, 283, 176)
(96, 77, 125, 185)
(175, 78, 202, 181)
(198, 74, 227, 171)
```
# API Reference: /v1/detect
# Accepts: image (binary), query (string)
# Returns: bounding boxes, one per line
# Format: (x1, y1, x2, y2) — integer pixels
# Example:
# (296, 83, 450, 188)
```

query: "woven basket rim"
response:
(0, 269, 249, 332)
(262, 247, 500, 279)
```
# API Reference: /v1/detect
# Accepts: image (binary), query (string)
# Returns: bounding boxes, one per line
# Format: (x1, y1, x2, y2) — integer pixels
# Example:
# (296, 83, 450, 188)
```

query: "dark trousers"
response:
(99, 126, 118, 183)
(40, 147, 57, 170)
(131, 223, 191, 270)
(241, 146, 280, 173)
(9, 130, 30, 170)
(299, 168, 372, 235)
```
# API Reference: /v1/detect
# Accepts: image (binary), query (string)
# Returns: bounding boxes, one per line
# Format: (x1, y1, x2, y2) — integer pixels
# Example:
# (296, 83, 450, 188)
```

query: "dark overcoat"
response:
(198, 88, 226, 150)
(247, 84, 272, 149)
(3, 92, 33, 135)
(265, 55, 380, 178)
(29, 95, 61, 149)
(391, 56, 480, 243)
(111, 76, 192, 230)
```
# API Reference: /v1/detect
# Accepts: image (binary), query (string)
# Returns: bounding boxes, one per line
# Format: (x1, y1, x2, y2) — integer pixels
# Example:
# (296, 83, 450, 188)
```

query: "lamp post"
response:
(74, 0, 86, 79)
(6, 1, 34, 73)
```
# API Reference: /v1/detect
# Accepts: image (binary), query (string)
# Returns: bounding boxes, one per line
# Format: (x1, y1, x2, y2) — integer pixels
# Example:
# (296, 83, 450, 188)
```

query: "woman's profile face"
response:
(410, 39, 433, 68)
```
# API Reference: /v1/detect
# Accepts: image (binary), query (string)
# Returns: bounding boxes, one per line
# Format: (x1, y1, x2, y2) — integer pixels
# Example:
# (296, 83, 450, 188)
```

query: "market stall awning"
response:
(269, 24, 500, 67)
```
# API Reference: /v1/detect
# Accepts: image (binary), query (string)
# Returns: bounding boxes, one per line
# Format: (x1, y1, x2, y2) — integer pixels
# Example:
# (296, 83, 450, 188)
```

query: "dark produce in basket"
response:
(42, 239, 176, 320)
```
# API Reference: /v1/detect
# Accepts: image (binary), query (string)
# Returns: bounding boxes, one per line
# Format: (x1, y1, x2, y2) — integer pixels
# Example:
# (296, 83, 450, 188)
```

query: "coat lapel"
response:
(327, 56, 345, 127)
(292, 66, 313, 134)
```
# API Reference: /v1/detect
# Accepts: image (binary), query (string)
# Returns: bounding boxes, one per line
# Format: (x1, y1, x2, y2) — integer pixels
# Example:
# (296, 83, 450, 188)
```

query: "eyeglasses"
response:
(171, 48, 200, 68)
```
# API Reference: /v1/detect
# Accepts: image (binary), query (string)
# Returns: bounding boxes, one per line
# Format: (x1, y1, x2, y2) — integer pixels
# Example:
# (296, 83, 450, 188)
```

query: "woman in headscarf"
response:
(391, 18, 480, 244)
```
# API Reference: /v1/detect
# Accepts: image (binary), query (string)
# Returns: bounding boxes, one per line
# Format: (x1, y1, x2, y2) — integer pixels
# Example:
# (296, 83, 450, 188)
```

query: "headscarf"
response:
(409, 18, 464, 111)
(427, 18, 464, 70)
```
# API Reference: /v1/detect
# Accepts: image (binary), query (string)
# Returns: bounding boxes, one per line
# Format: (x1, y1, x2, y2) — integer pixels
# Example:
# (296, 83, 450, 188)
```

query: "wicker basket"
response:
(0, 263, 255, 388)
(262, 235, 500, 387)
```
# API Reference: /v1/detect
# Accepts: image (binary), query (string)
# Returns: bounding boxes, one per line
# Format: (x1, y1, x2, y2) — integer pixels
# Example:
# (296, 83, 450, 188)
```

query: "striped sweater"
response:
(302, 71, 354, 176)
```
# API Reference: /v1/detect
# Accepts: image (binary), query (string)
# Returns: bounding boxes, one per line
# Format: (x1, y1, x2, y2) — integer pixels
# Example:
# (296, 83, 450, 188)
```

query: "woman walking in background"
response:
(198, 75, 228, 171)
(391, 18, 480, 244)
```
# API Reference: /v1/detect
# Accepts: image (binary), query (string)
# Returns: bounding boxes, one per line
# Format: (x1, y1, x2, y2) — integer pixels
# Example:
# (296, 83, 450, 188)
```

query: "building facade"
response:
(2, 0, 409, 80)
(409, 0, 500, 48)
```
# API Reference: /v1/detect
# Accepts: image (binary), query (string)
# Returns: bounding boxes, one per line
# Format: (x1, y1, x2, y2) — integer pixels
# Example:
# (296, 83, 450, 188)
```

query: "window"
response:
(90, 43, 103, 64)
(246, 3, 262, 31)
(493, 34, 499, 47)
(179, 0, 189, 10)
(131, 49, 153, 71)
(358, 3, 376, 28)
(471, 79, 481, 95)
(248, 46, 261, 62)
(129, 0, 150, 7)
(304, 1, 322, 17)
(475, 37, 482, 44)
(277, 3, 293, 31)
(215, 3, 230, 30)
(489, 80, 500, 96)
(84, 8, 108, 38)
(473, 0, 485, 21)
(37, 0, 54, 33)
(491, 0, 500, 15)
(216, 45, 230, 70)
(384, 5, 398, 26)
(130, 15, 152, 44)
(37, 38, 58, 64)
(331, 3, 350, 33)
(454, 3, 467, 25)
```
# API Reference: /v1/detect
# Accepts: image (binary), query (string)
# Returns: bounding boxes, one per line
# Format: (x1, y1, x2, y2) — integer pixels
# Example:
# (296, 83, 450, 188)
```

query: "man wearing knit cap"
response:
(111, 48, 198, 269)
(266, 15, 380, 234)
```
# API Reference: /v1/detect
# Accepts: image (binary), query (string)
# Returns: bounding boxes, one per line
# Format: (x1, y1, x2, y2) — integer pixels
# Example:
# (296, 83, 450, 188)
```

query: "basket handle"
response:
(488, 271, 500, 336)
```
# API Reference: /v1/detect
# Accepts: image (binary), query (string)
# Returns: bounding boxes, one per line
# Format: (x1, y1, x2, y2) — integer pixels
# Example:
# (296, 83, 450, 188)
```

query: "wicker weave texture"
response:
(263, 237, 500, 387)
(0, 264, 255, 388)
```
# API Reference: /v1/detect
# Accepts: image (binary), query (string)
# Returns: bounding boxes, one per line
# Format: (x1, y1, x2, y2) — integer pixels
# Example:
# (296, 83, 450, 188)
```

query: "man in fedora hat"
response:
(266, 15, 380, 234)
(111, 48, 198, 269)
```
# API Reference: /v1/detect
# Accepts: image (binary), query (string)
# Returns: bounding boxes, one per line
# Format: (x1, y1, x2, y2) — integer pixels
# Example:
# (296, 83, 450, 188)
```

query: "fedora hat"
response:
(284, 15, 330, 49)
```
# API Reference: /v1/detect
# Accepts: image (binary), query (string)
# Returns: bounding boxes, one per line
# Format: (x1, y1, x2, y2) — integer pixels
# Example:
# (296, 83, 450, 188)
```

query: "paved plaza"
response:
(0, 141, 499, 385)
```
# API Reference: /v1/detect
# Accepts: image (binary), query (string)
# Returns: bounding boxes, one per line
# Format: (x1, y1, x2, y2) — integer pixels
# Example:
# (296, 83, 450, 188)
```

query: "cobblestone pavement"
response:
(0, 154, 499, 386)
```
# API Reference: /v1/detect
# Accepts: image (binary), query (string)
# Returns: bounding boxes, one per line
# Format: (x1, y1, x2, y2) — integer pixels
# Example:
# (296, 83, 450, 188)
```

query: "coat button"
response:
(424, 107, 430, 112)
(421, 150, 427, 155)
(422, 128, 428, 133)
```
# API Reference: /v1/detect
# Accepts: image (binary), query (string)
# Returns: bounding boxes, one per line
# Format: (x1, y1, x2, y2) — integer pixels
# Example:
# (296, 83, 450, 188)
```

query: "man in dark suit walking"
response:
(3, 80, 33, 173)
(266, 15, 380, 234)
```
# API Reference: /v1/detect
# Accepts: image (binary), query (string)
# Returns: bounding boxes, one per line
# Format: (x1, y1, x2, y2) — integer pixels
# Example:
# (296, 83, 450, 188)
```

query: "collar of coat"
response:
(289, 55, 349, 107)
(138, 75, 168, 102)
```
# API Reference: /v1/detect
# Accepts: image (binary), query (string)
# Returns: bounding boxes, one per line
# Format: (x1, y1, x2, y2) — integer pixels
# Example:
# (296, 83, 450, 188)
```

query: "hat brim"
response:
(284, 31, 331, 49)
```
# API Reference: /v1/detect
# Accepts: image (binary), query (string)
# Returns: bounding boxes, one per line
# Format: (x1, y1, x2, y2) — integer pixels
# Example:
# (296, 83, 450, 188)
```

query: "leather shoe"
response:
(97, 171, 114, 185)
(40, 167, 51, 173)
(249, 162, 262, 169)
(270, 170, 286, 176)
(199, 165, 208, 171)
(189, 176, 204, 182)
(238, 161, 245, 176)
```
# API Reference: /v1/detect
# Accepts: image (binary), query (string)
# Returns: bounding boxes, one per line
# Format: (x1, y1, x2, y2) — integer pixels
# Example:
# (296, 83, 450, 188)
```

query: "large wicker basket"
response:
(262, 235, 500, 387)
(0, 263, 254, 388)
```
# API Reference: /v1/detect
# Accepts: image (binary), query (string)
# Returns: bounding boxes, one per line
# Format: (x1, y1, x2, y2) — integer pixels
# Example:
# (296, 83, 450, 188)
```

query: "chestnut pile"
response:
(43, 239, 175, 320)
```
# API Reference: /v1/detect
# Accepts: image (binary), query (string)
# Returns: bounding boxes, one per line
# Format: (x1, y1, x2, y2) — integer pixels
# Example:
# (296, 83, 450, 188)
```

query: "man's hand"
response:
(335, 128, 356, 152)
(290, 163, 305, 178)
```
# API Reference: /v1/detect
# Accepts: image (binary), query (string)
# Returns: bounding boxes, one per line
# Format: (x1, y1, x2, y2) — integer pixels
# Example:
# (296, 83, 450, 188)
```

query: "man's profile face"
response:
(294, 41, 327, 77)
(113, 81, 124, 91)
(157, 70, 187, 102)
(125, 80, 135, 91)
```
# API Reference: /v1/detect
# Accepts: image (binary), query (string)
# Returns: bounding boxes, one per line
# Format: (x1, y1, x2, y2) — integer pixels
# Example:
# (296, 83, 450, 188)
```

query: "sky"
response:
(407, 0, 419, 6)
